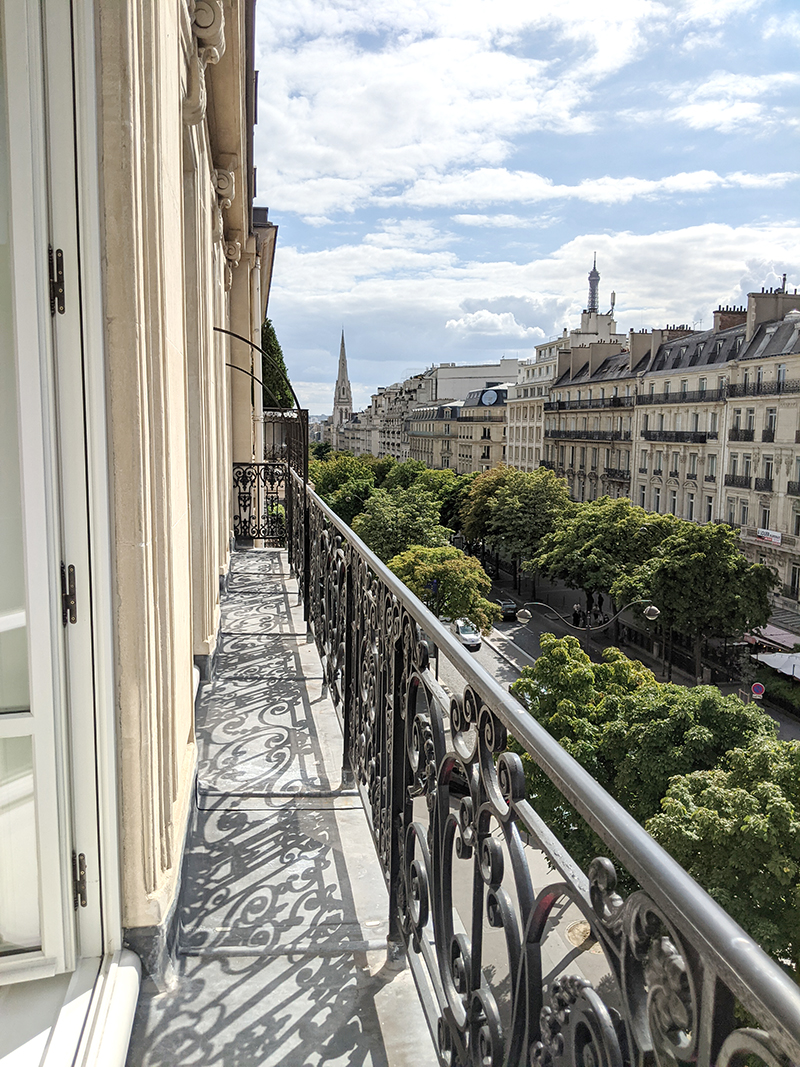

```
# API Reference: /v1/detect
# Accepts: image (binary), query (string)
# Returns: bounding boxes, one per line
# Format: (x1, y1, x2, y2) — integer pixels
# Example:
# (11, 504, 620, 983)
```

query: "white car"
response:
(450, 618, 481, 651)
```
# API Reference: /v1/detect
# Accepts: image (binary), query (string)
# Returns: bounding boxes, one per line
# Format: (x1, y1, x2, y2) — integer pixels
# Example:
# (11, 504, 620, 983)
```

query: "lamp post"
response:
(515, 599, 660, 636)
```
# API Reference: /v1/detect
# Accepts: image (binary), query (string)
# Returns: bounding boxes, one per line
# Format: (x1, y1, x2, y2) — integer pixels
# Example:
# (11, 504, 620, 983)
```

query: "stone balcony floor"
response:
(126, 549, 437, 1067)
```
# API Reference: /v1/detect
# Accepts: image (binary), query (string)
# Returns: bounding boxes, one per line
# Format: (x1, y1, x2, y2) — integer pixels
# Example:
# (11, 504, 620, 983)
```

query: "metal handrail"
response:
(287, 468, 800, 1064)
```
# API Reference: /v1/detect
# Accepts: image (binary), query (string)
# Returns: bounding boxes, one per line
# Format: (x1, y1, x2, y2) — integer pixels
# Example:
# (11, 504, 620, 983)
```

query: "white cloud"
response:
(445, 310, 546, 339)
(452, 213, 559, 228)
(664, 70, 800, 131)
(391, 167, 799, 209)
(364, 218, 454, 250)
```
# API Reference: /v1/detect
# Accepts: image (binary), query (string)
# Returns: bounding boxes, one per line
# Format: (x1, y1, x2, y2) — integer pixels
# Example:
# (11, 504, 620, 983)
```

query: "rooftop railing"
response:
(283, 465, 800, 1067)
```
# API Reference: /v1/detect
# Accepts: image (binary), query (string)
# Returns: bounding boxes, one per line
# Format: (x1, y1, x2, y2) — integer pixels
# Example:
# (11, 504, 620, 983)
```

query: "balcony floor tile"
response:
(126, 548, 436, 1067)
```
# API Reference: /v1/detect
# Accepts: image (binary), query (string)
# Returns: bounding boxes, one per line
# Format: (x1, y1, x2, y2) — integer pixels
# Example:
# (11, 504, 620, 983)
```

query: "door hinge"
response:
(49, 245, 65, 315)
(61, 562, 77, 626)
(72, 852, 87, 909)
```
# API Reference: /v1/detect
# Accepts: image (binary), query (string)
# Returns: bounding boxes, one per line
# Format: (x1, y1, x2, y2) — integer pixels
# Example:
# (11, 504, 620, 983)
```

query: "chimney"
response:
(746, 287, 800, 341)
(713, 305, 747, 332)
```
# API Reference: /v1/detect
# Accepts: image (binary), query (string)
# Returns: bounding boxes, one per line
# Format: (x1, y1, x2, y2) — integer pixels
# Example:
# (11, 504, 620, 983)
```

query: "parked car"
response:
(450, 618, 482, 651)
(495, 598, 517, 621)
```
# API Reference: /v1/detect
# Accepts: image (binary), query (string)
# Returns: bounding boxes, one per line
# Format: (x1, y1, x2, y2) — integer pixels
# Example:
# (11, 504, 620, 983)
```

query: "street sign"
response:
(751, 681, 765, 700)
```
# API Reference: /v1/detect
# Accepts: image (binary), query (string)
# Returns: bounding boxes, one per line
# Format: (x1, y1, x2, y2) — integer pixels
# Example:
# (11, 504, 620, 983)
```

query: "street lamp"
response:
(515, 599, 660, 633)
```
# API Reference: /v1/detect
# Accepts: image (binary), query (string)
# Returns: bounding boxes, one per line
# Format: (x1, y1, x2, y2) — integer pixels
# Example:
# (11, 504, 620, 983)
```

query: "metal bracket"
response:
(61, 562, 77, 626)
(72, 852, 87, 909)
(49, 246, 65, 315)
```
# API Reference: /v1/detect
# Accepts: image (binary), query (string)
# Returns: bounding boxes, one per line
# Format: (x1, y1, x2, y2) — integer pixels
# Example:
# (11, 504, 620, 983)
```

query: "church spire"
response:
(332, 330, 352, 448)
(587, 253, 600, 314)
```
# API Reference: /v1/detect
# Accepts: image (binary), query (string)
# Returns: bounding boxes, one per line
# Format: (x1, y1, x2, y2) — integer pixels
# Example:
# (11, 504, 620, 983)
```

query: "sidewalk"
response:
(126, 549, 436, 1067)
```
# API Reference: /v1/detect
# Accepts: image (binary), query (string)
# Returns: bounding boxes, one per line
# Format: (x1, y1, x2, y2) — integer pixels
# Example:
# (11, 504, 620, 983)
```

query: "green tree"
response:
(388, 546, 501, 633)
(359, 454, 396, 487)
(460, 465, 516, 544)
(440, 473, 477, 534)
(351, 487, 452, 562)
(309, 453, 375, 498)
(510, 634, 775, 873)
(326, 476, 375, 525)
(260, 318, 293, 409)
(648, 736, 800, 974)
(486, 467, 574, 561)
(310, 441, 332, 462)
(531, 496, 678, 609)
(613, 521, 776, 679)
(382, 459, 429, 491)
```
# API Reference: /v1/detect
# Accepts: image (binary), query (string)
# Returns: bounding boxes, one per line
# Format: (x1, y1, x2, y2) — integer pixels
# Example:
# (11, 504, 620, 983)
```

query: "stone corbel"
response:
(224, 238, 242, 291)
(212, 168, 235, 239)
(183, 0, 226, 126)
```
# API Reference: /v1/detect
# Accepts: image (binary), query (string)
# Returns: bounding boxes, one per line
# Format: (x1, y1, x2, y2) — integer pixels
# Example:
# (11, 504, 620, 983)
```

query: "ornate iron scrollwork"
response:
(285, 470, 800, 1067)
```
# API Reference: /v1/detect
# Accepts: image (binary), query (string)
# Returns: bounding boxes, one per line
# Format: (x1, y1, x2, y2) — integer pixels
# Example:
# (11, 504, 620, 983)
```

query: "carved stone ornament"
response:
(224, 238, 241, 290)
(212, 168, 235, 239)
(183, 0, 226, 127)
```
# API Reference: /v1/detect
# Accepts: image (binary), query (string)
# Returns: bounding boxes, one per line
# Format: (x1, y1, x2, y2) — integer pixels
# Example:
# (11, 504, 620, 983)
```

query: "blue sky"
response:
(254, 0, 800, 414)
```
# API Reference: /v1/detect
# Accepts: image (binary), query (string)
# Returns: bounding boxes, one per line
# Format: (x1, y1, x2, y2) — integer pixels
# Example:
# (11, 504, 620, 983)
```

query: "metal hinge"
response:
(72, 852, 87, 909)
(61, 562, 77, 626)
(49, 245, 65, 315)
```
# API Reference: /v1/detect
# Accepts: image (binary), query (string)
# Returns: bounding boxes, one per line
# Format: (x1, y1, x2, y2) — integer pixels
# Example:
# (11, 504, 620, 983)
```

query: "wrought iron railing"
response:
(285, 469, 800, 1067)
(232, 409, 308, 543)
(728, 378, 800, 397)
(641, 430, 710, 443)
(636, 388, 725, 405)
(788, 480, 800, 497)
(754, 477, 774, 492)
(603, 466, 630, 480)
(545, 429, 631, 441)
(724, 473, 752, 488)
(728, 427, 755, 441)
(544, 396, 634, 411)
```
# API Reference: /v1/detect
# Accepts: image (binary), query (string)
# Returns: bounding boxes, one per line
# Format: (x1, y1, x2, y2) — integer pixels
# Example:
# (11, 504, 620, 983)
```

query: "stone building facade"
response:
(0, 0, 266, 1059)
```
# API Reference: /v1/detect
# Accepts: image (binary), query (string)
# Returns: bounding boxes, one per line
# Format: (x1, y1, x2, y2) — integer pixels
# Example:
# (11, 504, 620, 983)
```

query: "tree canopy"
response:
(459, 465, 518, 544)
(613, 521, 776, 678)
(648, 736, 800, 973)
(510, 634, 775, 874)
(485, 467, 574, 560)
(388, 545, 501, 632)
(260, 318, 293, 409)
(351, 486, 452, 562)
(531, 496, 679, 601)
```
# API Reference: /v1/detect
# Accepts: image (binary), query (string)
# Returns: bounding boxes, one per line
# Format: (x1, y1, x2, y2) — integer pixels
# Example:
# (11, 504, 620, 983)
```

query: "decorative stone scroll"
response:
(183, 0, 226, 126)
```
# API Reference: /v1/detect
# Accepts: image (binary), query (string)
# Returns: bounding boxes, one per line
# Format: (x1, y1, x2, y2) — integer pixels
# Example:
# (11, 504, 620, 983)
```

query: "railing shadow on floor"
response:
(285, 467, 800, 1067)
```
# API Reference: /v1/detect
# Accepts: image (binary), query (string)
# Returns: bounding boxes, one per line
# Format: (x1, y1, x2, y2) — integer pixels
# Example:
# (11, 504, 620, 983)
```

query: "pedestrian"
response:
(572, 603, 581, 626)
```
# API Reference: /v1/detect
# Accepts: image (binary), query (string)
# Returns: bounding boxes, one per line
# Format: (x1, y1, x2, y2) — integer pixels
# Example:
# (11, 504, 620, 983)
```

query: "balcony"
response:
(641, 430, 709, 443)
(704, 473, 717, 483)
(636, 387, 724, 405)
(544, 395, 634, 412)
(724, 473, 752, 488)
(686, 471, 697, 481)
(130, 449, 800, 1067)
(668, 469, 679, 479)
(754, 477, 774, 492)
(762, 427, 775, 442)
(782, 584, 799, 601)
(603, 467, 631, 480)
(638, 466, 648, 473)
(652, 467, 663, 476)
(728, 378, 800, 397)
(728, 427, 755, 441)
(788, 481, 800, 497)
(545, 429, 631, 441)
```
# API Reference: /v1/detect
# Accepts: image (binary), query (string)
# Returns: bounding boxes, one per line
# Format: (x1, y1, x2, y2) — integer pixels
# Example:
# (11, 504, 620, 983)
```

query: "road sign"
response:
(751, 681, 765, 700)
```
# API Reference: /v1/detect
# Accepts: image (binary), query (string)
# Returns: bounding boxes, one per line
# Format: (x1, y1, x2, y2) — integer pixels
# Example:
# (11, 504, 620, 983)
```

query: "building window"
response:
(761, 507, 770, 529)
(743, 454, 752, 477)
(640, 449, 648, 472)
(664, 381, 671, 395)
(591, 448, 598, 470)
(687, 493, 695, 521)
(640, 485, 646, 507)
(698, 377, 707, 392)
(727, 498, 735, 523)
(688, 453, 698, 476)
(669, 490, 678, 515)
(740, 500, 749, 525)
(778, 364, 787, 384)
(710, 412, 718, 433)
(708, 454, 717, 476)
(764, 456, 774, 480)
(706, 496, 713, 522)
(791, 566, 800, 598)
(481, 426, 491, 439)
(733, 408, 742, 430)
(680, 379, 688, 393)
(653, 487, 661, 512)
(767, 407, 777, 431)
(746, 408, 755, 431)
(730, 453, 738, 476)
